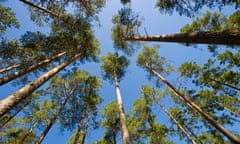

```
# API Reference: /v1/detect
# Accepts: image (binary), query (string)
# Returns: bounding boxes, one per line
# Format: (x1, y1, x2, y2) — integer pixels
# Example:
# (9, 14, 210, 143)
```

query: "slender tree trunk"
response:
(224, 106, 240, 118)
(113, 71, 131, 144)
(20, 120, 39, 144)
(0, 52, 83, 117)
(145, 64, 240, 144)
(35, 86, 77, 144)
(81, 110, 92, 144)
(0, 106, 22, 128)
(184, 124, 204, 144)
(0, 63, 21, 74)
(73, 105, 88, 144)
(124, 29, 240, 45)
(0, 51, 67, 86)
(19, 0, 59, 17)
(153, 97, 197, 144)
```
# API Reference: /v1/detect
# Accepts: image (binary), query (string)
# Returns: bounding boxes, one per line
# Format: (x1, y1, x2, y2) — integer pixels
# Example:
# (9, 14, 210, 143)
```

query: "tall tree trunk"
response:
(113, 71, 131, 144)
(19, 0, 59, 17)
(81, 110, 92, 144)
(35, 86, 77, 144)
(145, 64, 240, 144)
(0, 63, 21, 74)
(124, 29, 240, 45)
(73, 105, 88, 144)
(153, 97, 197, 144)
(20, 120, 39, 144)
(0, 51, 67, 86)
(0, 52, 83, 117)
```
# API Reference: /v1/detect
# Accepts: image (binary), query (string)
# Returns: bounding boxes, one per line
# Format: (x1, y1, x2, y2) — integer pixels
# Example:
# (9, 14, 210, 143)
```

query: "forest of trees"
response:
(0, 0, 239, 144)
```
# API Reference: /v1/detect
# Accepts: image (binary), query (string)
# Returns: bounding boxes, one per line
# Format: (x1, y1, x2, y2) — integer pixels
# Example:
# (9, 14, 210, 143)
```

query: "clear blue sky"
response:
(1, 0, 236, 143)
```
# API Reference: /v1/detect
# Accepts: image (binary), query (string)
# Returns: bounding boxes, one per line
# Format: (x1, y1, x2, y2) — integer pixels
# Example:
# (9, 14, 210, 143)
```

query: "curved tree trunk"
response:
(124, 29, 240, 45)
(113, 71, 131, 144)
(145, 64, 240, 144)
(0, 52, 83, 117)
(0, 51, 67, 86)
(0, 63, 21, 74)
(73, 105, 88, 144)
(35, 86, 77, 144)
(153, 98, 197, 144)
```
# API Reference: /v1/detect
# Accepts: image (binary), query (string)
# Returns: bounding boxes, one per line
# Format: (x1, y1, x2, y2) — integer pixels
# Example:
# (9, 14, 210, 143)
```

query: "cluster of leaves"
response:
(156, 0, 240, 17)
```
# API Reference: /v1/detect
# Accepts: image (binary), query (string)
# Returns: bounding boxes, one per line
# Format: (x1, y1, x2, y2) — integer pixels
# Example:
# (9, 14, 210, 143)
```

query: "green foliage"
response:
(0, 5, 20, 36)
(180, 11, 228, 33)
(181, 10, 240, 33)
(101, 52, 130, 82)
(156, 0, 240, 17)
(111, 7, 142, 55)
(25, 0, 106, 26)
(50, 14, 100, 62)
(100, 101, 120, 144)
(137, 45, 173, 86)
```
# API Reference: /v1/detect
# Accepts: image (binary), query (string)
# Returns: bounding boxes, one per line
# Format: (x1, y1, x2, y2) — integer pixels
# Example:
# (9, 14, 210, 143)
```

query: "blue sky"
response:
(1, 0, 237, 144)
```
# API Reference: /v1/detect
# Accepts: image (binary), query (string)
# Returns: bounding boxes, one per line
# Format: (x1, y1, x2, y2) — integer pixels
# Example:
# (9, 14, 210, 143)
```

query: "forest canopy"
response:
(0, 0, 239, 144)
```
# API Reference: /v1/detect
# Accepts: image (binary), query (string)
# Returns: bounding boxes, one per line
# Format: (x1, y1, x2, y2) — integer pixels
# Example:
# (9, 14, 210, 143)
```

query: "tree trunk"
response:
(153, 97, 197, 144)
(0, 52, 83, 117)
(224, 106, 240, 118)
(0, 106, 22, 128)
(145, 64, 240, 144)
(113, 71, 131, 144)
(0, 51, 67, 86)
(35, 86, 77, 144)
(124, 29, 240, 45)
(20, 120, 39, 144)
(0, 63, 21, 74)
(73, 105, 88, 144)
(19, 0, 59, 17)
(81, 110, 92, 144)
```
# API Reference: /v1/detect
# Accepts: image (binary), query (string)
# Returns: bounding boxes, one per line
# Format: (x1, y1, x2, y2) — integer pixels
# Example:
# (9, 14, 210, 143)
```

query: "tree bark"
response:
(153, 98, 197, 144)
(35, 86, 77, 144)
(73, 105, 88, 144)
(19, 120, 39, 144)
(145, 64, 240, 144)
(81, 110, 91, 144)
(124, 29, 240, 45)
(113, 71, 131, 144)
(0, 63, 21, 74)
(0, 52, 83, 117)
(0, 51, 67, 86)
(19, 0, 59, 17)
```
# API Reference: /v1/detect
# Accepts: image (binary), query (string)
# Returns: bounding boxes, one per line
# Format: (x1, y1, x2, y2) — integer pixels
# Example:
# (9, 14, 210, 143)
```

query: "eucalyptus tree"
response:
(0, 13, 100, 117)
(137, 45, 240, 144)
(101, 52, 130, 144)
